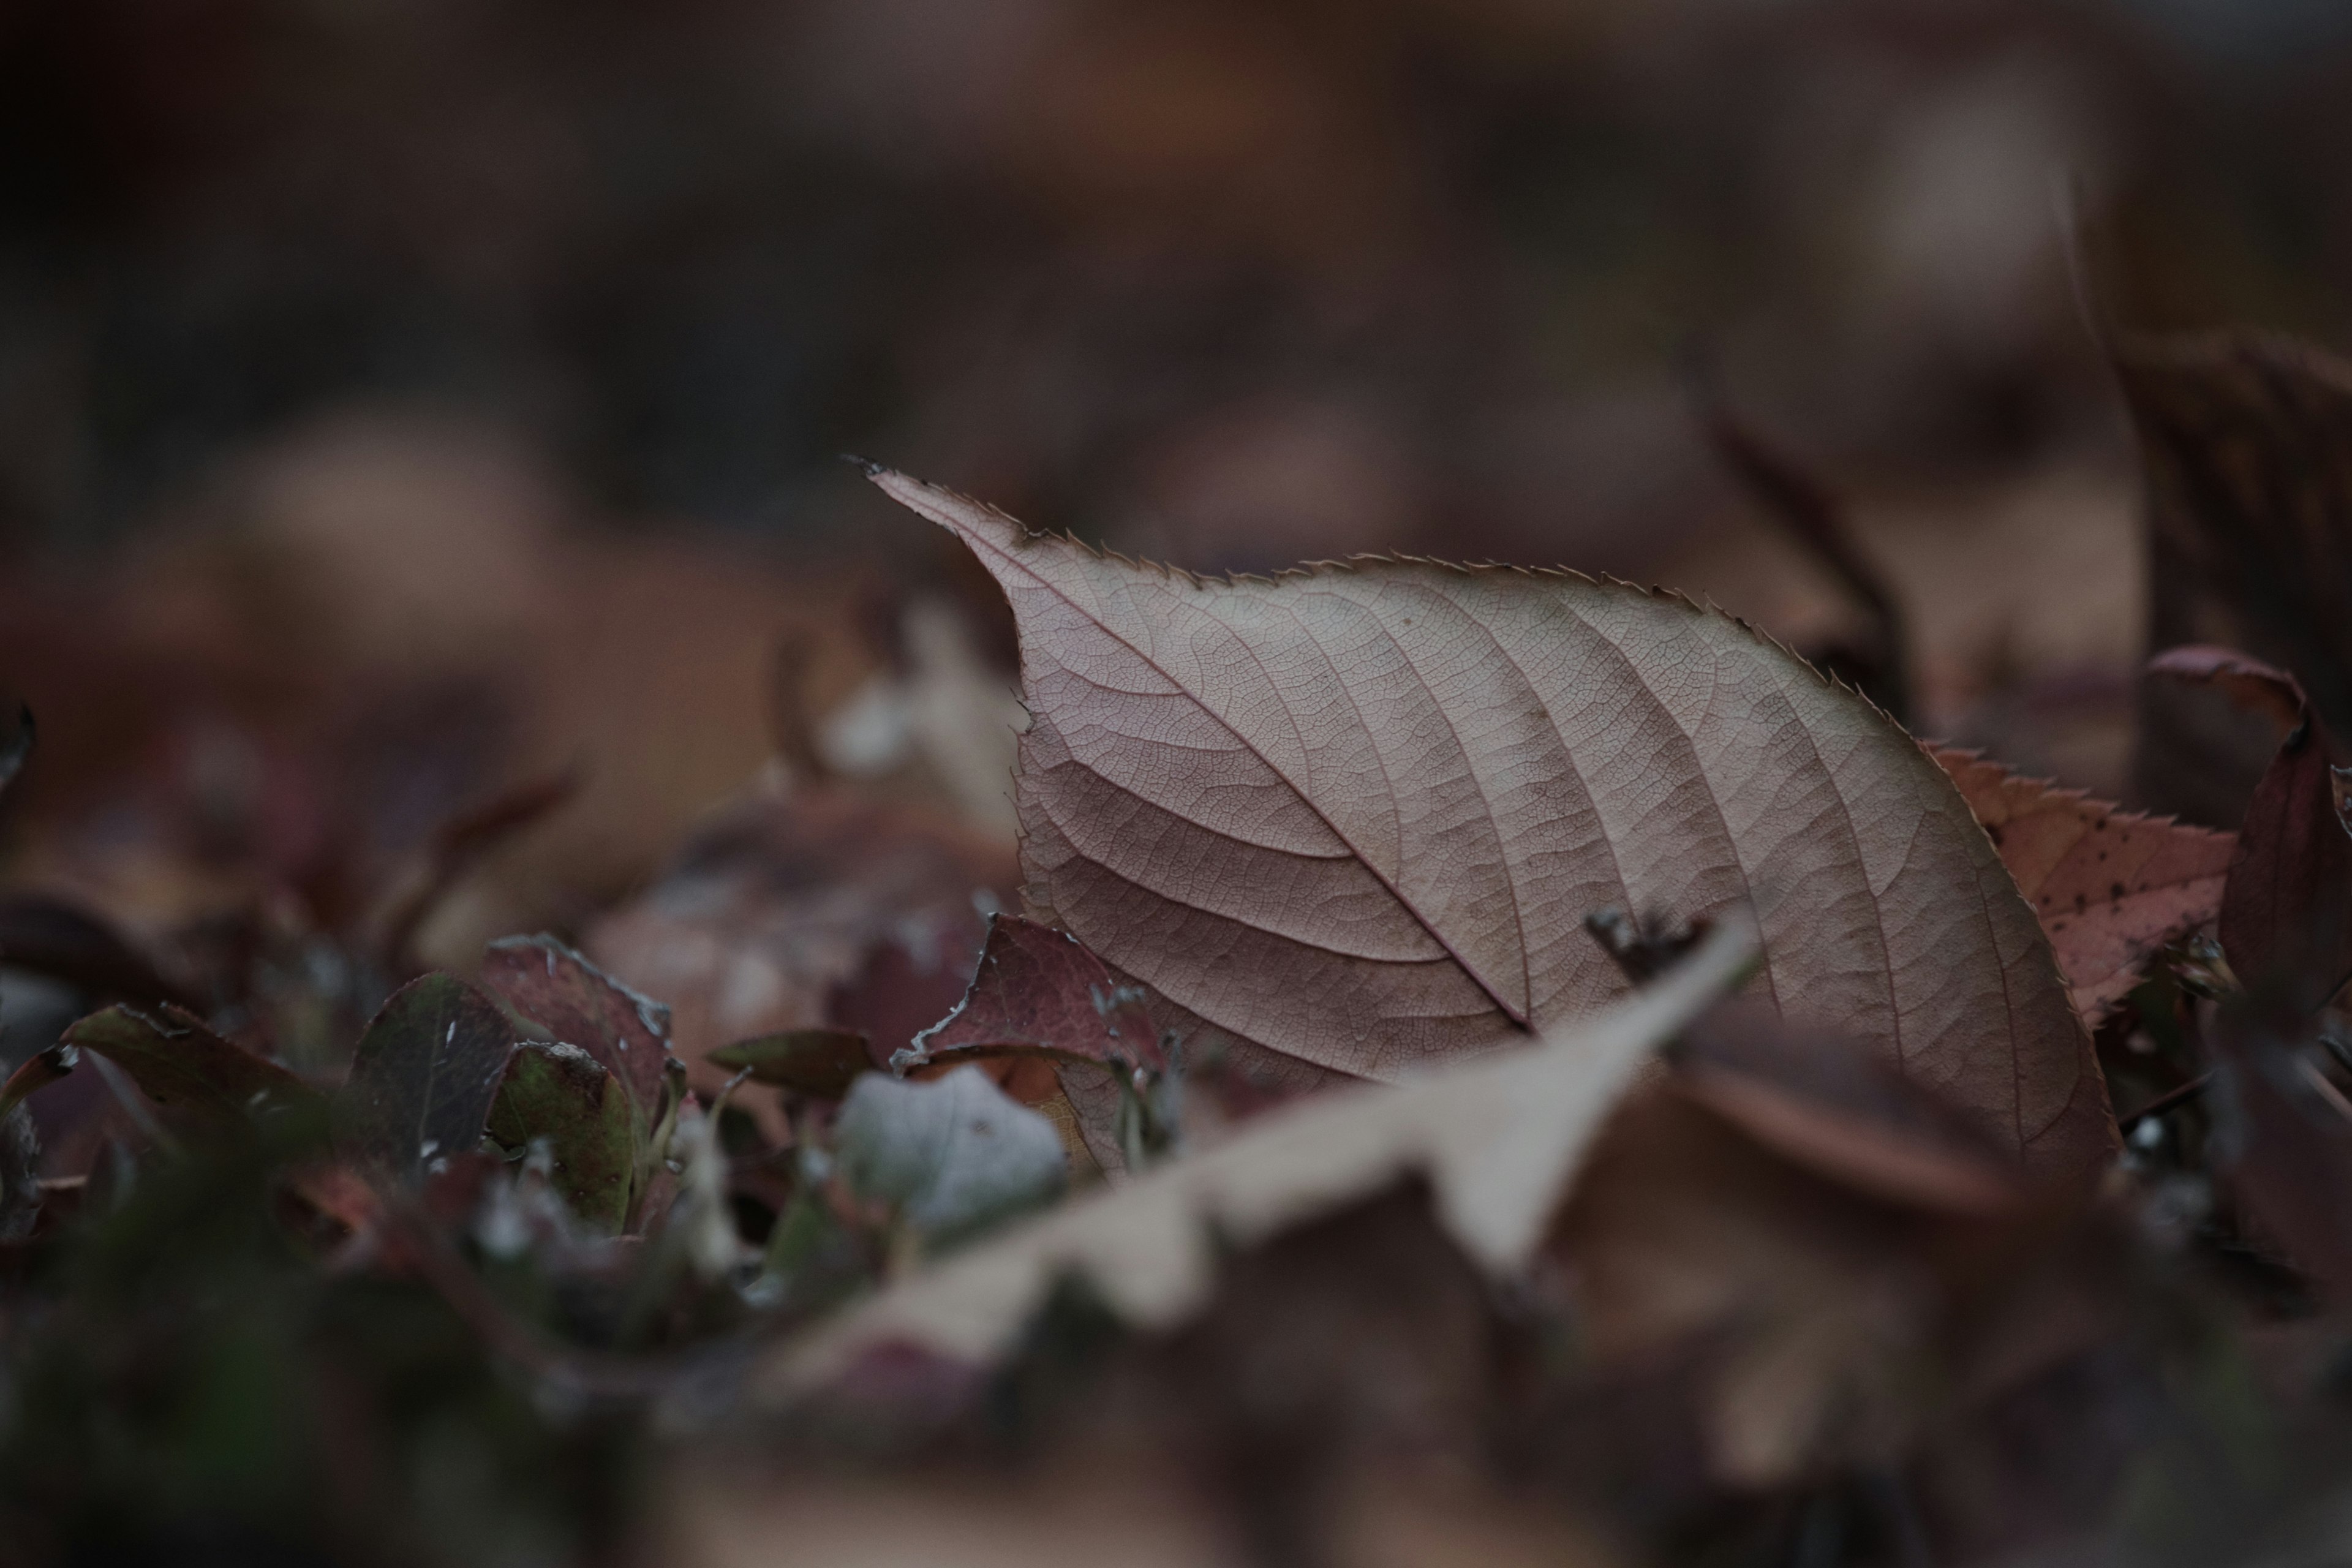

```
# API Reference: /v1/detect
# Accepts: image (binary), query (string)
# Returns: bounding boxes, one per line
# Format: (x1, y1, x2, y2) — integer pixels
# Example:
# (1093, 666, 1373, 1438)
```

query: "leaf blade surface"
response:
(880, 470, 2108, 1170)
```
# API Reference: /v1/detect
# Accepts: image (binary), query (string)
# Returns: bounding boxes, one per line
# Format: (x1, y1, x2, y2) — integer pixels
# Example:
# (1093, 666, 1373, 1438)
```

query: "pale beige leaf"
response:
(876, 470, 2111, 1172)
(761, 916, 1758, 1392)
(1928, 745, 2236, 1022)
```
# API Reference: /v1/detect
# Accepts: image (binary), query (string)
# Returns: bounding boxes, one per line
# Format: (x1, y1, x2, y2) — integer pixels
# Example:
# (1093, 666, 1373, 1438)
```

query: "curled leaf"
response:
(879, 469, 2106, 1174)
(761, 914, 1757, 1393)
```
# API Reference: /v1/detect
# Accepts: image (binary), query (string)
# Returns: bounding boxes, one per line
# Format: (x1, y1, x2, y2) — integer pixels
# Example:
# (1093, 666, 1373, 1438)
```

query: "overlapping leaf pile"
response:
(16, 329, 2352, 1568)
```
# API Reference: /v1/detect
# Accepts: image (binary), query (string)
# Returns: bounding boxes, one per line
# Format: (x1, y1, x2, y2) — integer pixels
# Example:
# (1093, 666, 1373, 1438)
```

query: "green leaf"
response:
(334, 973, 514, 1188)
(835, 1065, 1065, 1249)
(486, 1041, 634, 1232)
(64, 1006, 323, 1131)
(707, 1028, 873, 1098)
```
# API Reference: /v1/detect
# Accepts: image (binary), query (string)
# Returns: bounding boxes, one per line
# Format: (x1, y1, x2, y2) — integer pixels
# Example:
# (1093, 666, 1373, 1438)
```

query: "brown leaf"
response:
(1551, 1079, 2125, 1493)
(2206, 999, 2352, 1297)
(2119, 331, 2352, 825)
(481, 934, 676, 1126)
(584, 785, 1017, 1102)
(64, 1005, 324, 1130)
(878, 469, 2108, 1175)
(2146, 645, 2309, 734)
(1927, 745, 2234, 1021)
(2219, 717, 2352, 1013)
(762, 918, 1755, 1391)
(1673, 1000, 2022, 1216)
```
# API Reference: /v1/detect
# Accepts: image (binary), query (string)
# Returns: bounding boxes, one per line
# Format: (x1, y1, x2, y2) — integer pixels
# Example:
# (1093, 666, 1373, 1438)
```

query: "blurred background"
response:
(4, 0, 2352, 957)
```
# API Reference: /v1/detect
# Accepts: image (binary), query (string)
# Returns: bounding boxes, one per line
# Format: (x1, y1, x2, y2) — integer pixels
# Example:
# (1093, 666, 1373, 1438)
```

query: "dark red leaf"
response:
(2207, 1000, 2352, 1298)
(894, 914, 1165, 1082)
(2218, 717, 2352, 1013)
(481, 934, 676, 1125)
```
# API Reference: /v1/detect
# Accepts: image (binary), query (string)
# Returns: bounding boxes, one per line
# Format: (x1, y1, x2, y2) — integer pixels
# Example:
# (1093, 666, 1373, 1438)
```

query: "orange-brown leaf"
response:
(1928, 745, 2236, 1021)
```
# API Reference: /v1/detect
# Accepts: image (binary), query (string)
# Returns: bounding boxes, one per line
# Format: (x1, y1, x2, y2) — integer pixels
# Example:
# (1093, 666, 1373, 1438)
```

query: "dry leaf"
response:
(875, 470, 2108, 1173)
(481, 934, 676, 1128)
(2220, 716, 2352, 1013)
(1928, 745, 2234, 1021)
(760, 915, 1758, 1393)
(585, 785, 1017, 1101)
(2119, 331, 2352, 826)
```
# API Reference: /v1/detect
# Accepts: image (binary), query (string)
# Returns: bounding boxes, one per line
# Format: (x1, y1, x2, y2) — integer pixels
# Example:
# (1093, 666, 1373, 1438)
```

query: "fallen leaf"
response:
(2147, 646, 2309, 734)
(64, 1005, 323, 1129)
(891, 914, 1167, 1164)
(481, 934, 676, 1127)
(877, 469, 2108, 1174)
(485, 1041, 635, 1232)
(1672, 1000, 2022, 1216)
(335, 973, 516, 1188)
(2119, 331, 2352, 825)
(1551, 1076, 2121, 1493)
(2218, 715, 2352, 1013)
(761, 914, 1756, 1392)
(897, 914, 1163, 1077)
(708, 1028, 873, 1098)
(584, 785, 1016, 1098)
(1928, 745, 2234, 1021)
(2206, 998, 2352, 1298)
(835, 1066, 1068, 1248)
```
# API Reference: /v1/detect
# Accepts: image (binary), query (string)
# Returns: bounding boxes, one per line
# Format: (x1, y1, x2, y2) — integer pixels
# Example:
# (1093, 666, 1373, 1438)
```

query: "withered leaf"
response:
(878, 470, 2106, 1174)
(486, 1040, 634, 1232)
(761, 916, 1756, 1392)
(709, 1028, 873, 1098)
(1928, 745, 2234, 1022)
(336, 973, 515, 1188)
(64, 1005, 323, 1129)
(2219, 717, 2352, 1012)
(895, 913, 1161, 1079)
(2120, 332, 2352, 824)
(2206, 999, 2352, 1297)
(1673, 1000, 2022, 1217)
(482, 934, 676, 1125)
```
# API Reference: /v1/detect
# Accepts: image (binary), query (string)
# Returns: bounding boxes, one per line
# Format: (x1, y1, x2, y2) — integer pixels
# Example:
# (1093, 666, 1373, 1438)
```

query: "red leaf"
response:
(897, 914, 1164, 1080)
(481, 935, 676, 1123)
(2220, 718, 2352, 1012)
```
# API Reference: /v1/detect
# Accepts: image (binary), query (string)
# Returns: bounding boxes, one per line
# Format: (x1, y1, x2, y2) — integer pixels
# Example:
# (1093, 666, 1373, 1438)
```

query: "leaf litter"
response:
(13, 331, 2352, 1568)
